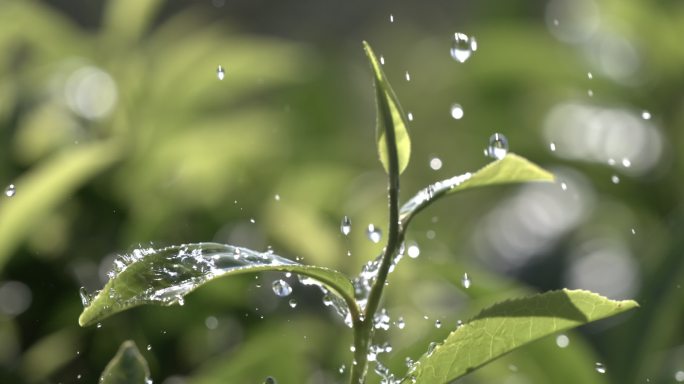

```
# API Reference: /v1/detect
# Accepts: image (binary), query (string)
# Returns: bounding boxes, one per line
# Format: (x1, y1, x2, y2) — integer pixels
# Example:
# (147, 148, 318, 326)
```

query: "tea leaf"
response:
(409, 289, 638, 383)
(99, 341, 151, 384)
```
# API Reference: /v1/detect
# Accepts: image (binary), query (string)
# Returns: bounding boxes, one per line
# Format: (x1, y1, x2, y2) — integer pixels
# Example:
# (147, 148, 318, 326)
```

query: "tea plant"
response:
(82, 42, 638, 384)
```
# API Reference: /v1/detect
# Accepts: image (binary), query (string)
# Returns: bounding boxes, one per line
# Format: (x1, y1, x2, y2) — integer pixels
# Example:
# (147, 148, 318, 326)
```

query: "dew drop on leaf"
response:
(485, 133, 509, 160)
(263, 376, 277, 384)
(595, 362, 606, 374)
(427, 342, 438, 357)
(4, 184, 16, 197)
(341, 216, 352, 236)
(366, 224, 382, 244)
(461, 273, 471, 289)
(272, 279, 292, 297)
(450, 103, 464, 120)
(79, 287, 91, 307)
(450, 32, 477, 63)
(216, 65, 225, 80)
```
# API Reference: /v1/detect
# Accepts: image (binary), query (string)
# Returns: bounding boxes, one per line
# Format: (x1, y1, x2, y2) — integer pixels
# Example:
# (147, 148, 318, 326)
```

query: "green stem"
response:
(348, 86, 402, 384)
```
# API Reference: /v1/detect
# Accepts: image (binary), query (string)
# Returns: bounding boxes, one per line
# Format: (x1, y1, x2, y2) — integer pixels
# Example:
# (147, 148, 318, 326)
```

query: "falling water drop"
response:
(389, 14, 394, 23)
(341, 216, 352, 236)
(588, 89, 594, 97)
(395, 316, 406, 329)
(556, 334, 570, 348)
(407, 243, 420, 259)
(549, 142, 557, 152)
(380, 56, 386, 65)
(450, 104, 464, 120)
(405, 71, 411, 81)
(429, 157, 443, 170)
(434, 320, 442, 328)
(595, 362, 606, 374)
(622, 158, 632, 168)
(675, 371, 684, 382)
(288, 299, 297, 308)
(485, 133, 509, 160)
(146, 344, 152, 351)
(339, 364, 346, 374)
(4, 184, 16, 197)
(611, 175, 620, 184)
(216, 65, 225, 80)
(450, 33, 477, 63)
(407, 112, 414, 121)
(366, 224, 382, 244)
(587, 72, 593, 79)
(461, 273, 471, 289)
(272, 279, 292, 297)
(641, 110, 651, 120)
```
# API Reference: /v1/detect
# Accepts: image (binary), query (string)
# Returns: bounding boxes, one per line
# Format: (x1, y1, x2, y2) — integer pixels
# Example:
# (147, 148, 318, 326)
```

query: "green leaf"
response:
(79, 243, 356, 327)
(0, 141, 122, 272)
(99, 341, 151, 384)
(363, 41, 411, 175)
(408, 289, 638, 383)
(400, 153, 554, 226)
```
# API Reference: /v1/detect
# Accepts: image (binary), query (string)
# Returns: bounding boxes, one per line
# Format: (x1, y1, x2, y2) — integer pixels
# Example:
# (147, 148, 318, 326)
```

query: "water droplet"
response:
(427, 342, 438, 356)
(77, 374, 82, 380)
(146, 344, 152, 351)
(485, 133, 509, 160)
(366, 224, 382, 244)
(405, 71, 411, 81)
(339, 364, 346, 374)
(96, 323, 102, 329)
(595, 362, 606, 374)
(588, 89, 594, 97)
(450, 33, 477, 63)
(587, 72, 593, 79)
(288, 298, 297, 308)
(407, 243, 420, 258)
(675, 370, 684, 382)
(407, 112, 414, 121)
(389, 14, 394, 23)
(631, 228, 636, 235)
(641, 110, 651, 120)
(556, 334, 569, 348)
(461, 273, 471, 289)
(350, 345, 356, 352)
(450, 103, 464, 120)
(380, 55, 385, 65)
(272, 279, 292, 297)
(4, 184, 16, 197)
(622, 158, 632, 168)
(611, 175, 620, 184)
(205, 316, 219, 330)
(434, 320, 442, 328)
(341, 216, 352, 236)
(263, 376, 277, 384)
(274, 194, 281, 201)
(216, 65, 225, 80)
(79, 287, 91, 307)
(549, 142, 557, 152)
(405, 357, 414, 368)
(395, 316, 405, 329)
(552, 19, 559, 26)
(429, 157, 443, 170)
(560, 182, 568, 191)
(456, 319, 464, 328)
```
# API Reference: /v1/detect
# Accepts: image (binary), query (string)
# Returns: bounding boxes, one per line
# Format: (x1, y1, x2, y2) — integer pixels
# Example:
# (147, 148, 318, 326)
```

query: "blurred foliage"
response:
(0, 0, 683, 383)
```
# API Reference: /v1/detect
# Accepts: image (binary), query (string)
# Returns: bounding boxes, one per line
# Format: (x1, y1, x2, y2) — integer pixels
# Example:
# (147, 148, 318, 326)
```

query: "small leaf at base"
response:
(99, 341, 151, 384)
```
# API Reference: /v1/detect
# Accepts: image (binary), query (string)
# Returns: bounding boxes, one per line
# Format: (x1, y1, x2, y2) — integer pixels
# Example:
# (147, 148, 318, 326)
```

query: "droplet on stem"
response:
(450, 33, 477, 63)
(485, 133, 509, 160)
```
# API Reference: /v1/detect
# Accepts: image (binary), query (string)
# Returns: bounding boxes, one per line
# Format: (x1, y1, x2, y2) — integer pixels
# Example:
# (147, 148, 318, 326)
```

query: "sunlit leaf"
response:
(78, 243, 356, 327)
(408, 289, 638, 383)
(99, 341, 151, 384)
(363, 41, 411, 175)
(400, 153, 553, 226)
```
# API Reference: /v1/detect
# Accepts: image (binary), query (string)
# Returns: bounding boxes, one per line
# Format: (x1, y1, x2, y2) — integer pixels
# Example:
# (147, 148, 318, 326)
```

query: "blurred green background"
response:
(1, 0, 683, 383)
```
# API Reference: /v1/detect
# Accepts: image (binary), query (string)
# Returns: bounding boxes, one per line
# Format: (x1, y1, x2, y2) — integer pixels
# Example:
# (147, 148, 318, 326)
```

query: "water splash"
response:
(450, 33, 477, 63)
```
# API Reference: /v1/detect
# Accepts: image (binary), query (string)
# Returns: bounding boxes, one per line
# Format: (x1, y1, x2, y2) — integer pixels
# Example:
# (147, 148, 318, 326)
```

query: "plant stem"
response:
(348, 87, 402, 384)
